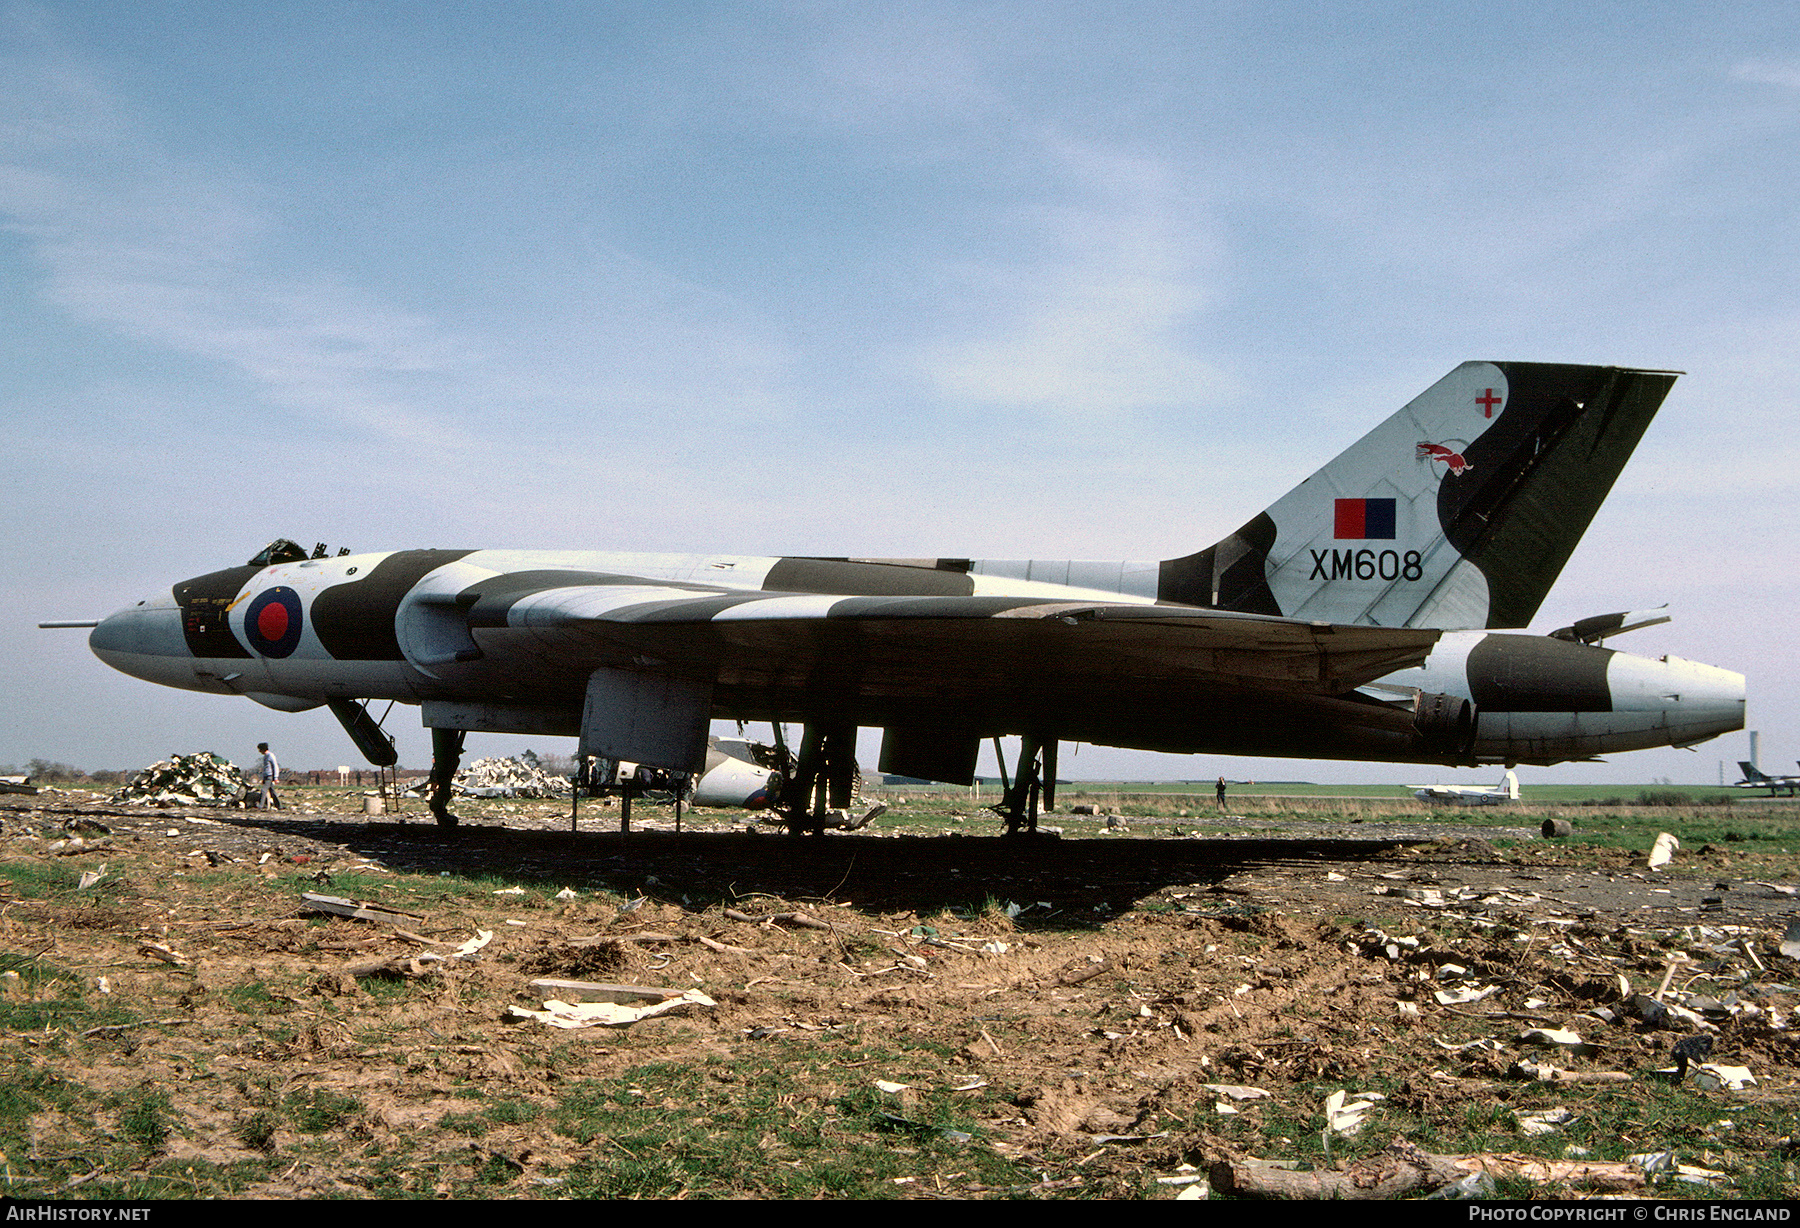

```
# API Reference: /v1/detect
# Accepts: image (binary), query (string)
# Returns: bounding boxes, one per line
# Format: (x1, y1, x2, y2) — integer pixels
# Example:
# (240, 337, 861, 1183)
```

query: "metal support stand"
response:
(376, 764, 400, 815)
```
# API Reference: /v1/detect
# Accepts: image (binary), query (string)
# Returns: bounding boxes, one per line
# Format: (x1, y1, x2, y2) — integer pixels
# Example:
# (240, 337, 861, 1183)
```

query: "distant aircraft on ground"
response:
(1735, 762, 1800, 797)
(1411, 769, 1520, 805)
(56, 362, 1744, 834)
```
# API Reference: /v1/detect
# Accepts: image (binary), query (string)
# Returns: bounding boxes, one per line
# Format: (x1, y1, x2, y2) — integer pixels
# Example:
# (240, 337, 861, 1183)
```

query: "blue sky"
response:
(2, 2, 1794, 785)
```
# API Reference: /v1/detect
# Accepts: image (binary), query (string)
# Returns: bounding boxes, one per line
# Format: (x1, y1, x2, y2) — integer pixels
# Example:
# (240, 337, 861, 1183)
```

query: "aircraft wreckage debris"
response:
(301, 892, 426, 925)
(111, 751, 248, 807)
(449, 754, 571, 799)
(507, 988, 716, 1029)
(341, 930, 493, 980)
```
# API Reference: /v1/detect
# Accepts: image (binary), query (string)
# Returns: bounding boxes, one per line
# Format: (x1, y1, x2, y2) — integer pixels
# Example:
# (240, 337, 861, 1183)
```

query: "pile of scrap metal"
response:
(452, 755, 571, 799)
(110, 752, 248, 807)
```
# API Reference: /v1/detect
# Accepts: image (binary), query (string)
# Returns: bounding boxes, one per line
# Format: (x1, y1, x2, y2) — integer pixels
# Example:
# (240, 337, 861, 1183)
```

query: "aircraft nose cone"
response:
(90, 601, 195, 685)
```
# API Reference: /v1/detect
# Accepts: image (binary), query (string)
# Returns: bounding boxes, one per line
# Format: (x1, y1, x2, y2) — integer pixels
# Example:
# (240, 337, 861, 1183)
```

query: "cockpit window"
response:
(248, 539, 310, 567)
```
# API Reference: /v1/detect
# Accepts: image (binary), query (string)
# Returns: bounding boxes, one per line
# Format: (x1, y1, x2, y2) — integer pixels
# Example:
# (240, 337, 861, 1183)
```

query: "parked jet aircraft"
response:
(1735, 763, 1800, 798)
(61, 362, 1744, 832)
(1411, 769, 1520, 805)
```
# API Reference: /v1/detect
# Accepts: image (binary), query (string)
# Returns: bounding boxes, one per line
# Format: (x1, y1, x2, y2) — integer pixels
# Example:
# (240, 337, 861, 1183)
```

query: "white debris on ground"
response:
(1339, 894, 1795, 1192)
(110, 752, 248, 807)
(506, 988, 715, 1029)
(1323, 1088, 1382, 1137)
(1150, 877, 1798, 1197)
(1516, 1106, 1578, 1136)
(453, 754, 571, 798)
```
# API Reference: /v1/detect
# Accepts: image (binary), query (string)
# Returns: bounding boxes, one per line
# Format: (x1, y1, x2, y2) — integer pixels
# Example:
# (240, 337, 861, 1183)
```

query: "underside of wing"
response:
(393, 570, 1452, 766)
(490, 585, 1437, 694)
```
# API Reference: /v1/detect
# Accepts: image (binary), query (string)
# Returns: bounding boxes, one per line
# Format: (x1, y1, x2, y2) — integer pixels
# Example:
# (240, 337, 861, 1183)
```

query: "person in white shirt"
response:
(257, 743, 283, 810)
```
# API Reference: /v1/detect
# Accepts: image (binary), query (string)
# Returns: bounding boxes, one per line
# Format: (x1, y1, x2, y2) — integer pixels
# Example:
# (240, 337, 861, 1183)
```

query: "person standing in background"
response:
(257, 743, 283, 810)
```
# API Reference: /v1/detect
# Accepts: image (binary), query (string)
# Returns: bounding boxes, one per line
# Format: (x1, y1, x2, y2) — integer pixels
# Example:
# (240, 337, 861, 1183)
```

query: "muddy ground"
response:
(2, 790, 1796, 1200)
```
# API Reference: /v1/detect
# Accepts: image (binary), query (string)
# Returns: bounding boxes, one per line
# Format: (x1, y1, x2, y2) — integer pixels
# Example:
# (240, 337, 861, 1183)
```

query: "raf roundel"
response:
(244, 587, 304, 658)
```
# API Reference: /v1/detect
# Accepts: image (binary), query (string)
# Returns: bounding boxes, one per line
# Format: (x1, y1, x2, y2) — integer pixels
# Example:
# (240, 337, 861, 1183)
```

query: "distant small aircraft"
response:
(1411, 769, 1520, 805)
(1735, 762, 1800, 798)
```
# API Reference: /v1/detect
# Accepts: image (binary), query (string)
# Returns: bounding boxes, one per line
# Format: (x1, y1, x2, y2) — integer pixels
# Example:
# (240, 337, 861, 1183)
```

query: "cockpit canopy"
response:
(247, 539, 349, 566)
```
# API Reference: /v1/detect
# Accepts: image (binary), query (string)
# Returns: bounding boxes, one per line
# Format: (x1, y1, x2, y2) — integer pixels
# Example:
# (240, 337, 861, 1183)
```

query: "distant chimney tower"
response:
(1750, 730, 1760, 771)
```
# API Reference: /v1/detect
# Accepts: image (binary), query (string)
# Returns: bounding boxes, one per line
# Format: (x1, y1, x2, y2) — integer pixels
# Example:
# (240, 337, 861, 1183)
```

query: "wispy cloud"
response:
(920, 137, 1232, 415)
(778, 12, 1232, 418)
(1731, 58, 1800, 89)
(0, 17, 466, 447)
(803, 5, 1008, 130)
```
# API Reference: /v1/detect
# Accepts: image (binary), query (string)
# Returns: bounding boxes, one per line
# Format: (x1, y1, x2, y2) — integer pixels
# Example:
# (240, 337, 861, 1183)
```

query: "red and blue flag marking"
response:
(1334, 498, 1396, 540)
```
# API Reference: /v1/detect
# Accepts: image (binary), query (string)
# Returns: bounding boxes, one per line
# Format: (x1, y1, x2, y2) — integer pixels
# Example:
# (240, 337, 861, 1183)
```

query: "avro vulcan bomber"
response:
(64, 363, 1744, 831)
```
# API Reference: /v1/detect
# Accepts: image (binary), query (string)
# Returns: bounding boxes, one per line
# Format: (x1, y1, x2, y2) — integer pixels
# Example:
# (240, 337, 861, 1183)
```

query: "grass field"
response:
(4, 786, 1792, 1199)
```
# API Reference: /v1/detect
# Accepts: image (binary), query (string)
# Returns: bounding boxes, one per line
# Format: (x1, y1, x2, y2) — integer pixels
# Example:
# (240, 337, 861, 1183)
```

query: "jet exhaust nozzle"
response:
(1414, 691, 1477, 759)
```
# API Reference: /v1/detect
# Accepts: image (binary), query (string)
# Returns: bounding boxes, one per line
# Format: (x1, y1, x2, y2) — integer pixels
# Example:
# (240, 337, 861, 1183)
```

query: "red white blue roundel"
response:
(245, 587, 303, 658)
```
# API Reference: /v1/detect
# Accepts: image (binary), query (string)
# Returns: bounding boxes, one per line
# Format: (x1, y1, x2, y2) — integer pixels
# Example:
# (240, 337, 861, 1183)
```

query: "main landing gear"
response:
(428, 727, 465, 827)
(775, 722, 858, 836)
(991, 735, 1057, 836)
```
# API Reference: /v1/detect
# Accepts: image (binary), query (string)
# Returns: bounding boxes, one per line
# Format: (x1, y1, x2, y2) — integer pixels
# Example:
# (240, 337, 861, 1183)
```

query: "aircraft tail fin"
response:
(1157, 363, 1679, 629)
(1740, 761, 1769, 782)
(1501, 768, 1520, 800)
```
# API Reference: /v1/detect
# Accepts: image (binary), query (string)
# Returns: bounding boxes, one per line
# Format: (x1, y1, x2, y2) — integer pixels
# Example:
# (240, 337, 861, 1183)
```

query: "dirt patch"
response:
(1, 793, 1795, 1199)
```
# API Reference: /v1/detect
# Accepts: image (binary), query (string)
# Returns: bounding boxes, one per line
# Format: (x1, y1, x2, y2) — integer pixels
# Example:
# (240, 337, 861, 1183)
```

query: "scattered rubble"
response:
(109, 751, 248, 807)
(753, 803, 888, 830)
(1515, 1106, 1577, 1136)
(452, 754, 571, 798)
